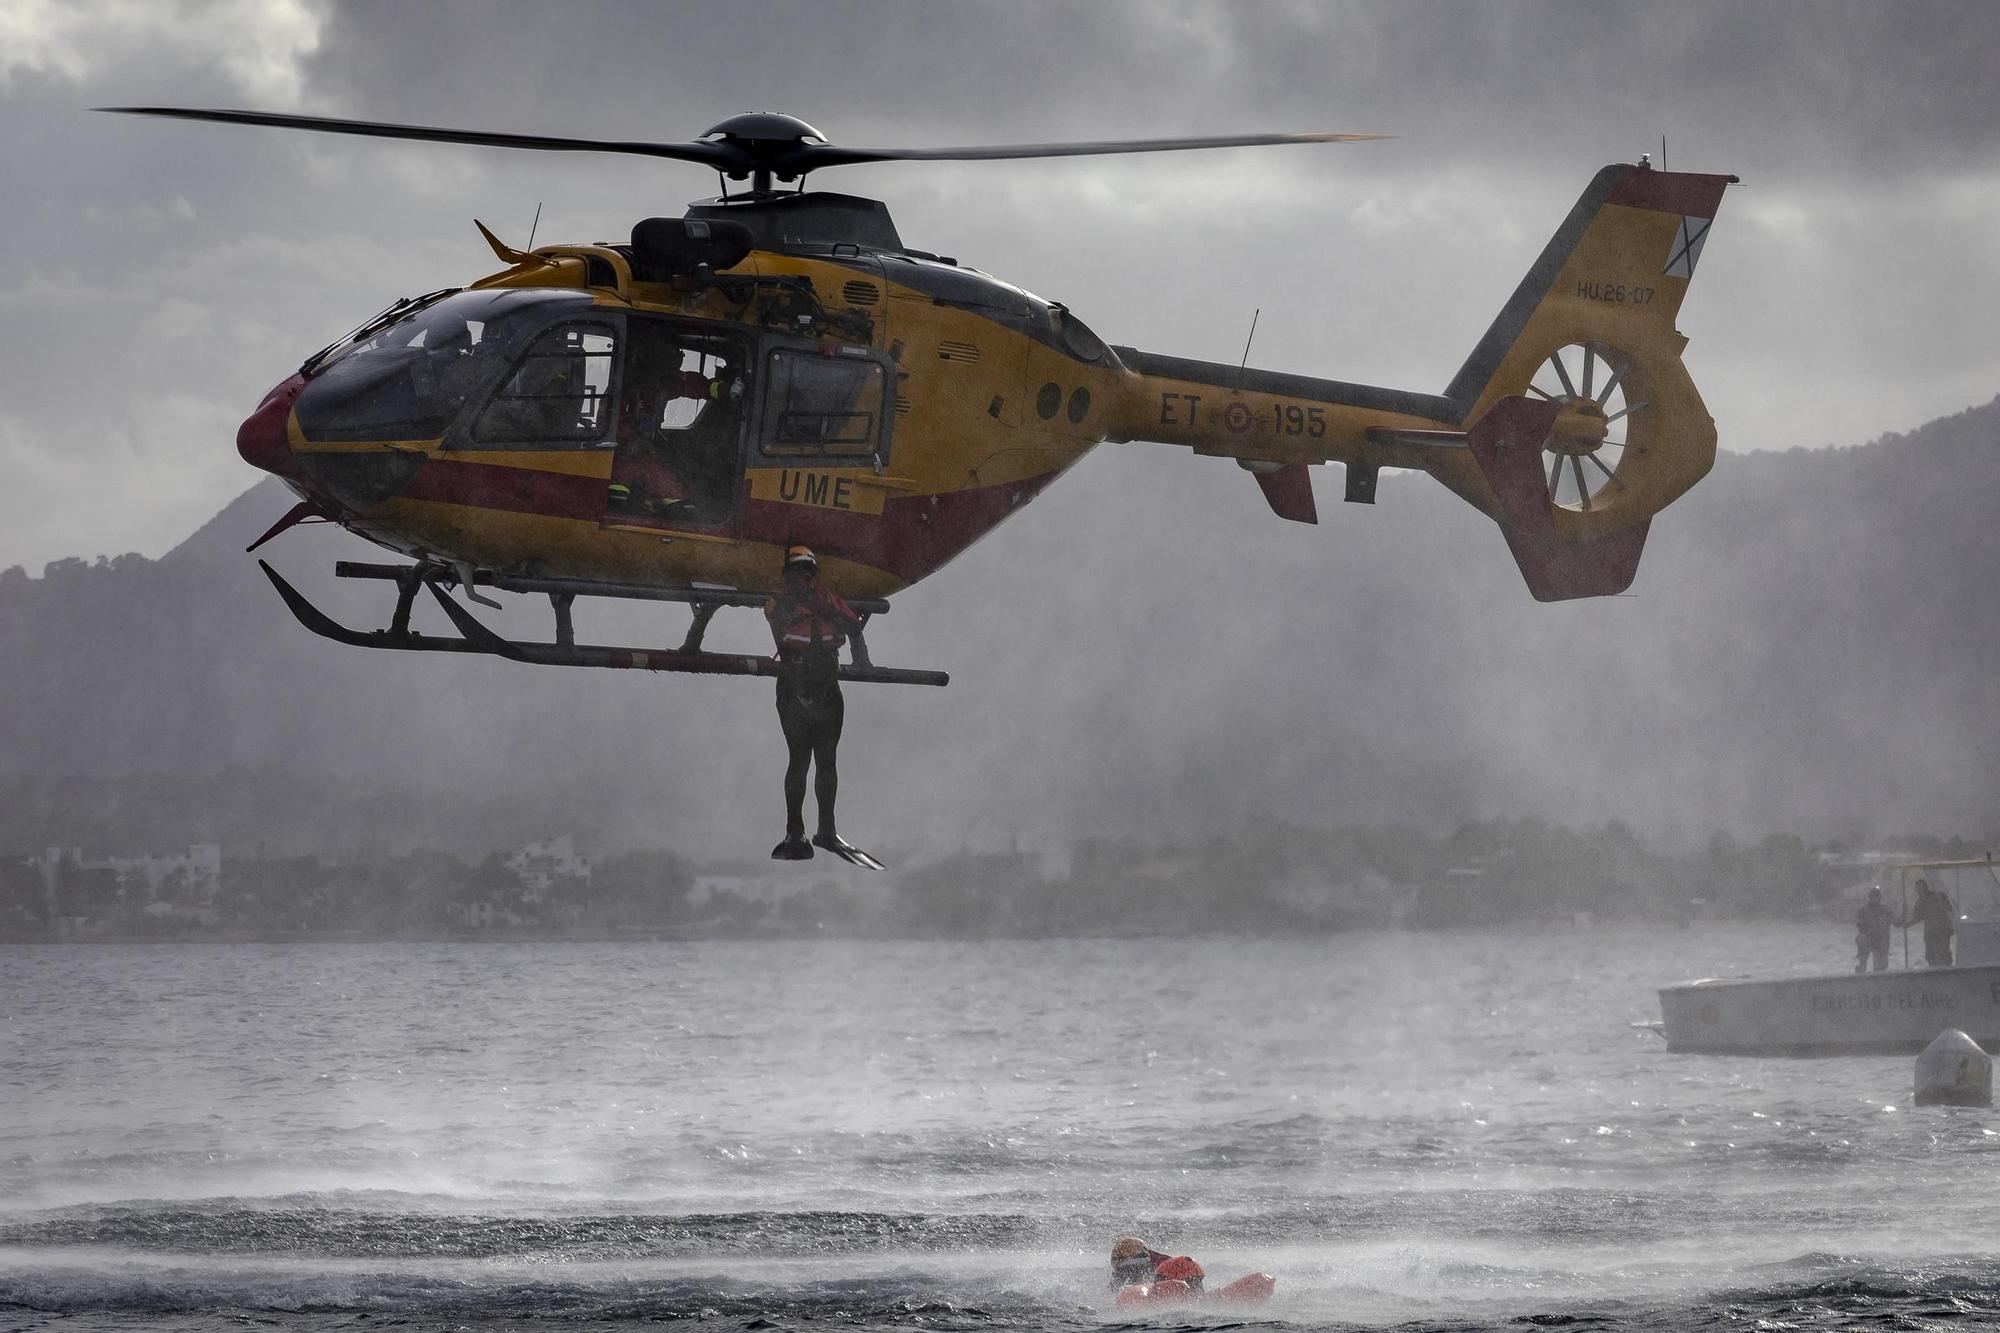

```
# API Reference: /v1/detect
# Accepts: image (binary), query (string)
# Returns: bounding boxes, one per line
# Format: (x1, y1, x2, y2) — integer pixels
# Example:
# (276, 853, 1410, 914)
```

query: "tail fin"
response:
(1445, 162, 1736, 599)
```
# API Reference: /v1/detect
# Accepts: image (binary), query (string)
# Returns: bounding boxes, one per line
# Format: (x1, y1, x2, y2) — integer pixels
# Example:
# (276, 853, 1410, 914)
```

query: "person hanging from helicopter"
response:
(764, 545, 883, 868)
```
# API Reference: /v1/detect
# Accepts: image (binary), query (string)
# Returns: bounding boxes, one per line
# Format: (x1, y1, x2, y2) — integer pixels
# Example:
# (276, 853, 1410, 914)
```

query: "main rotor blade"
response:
(98, 106, 737, 169)
(807, 130, 1387, 167)
(100, 108, 1387, 180)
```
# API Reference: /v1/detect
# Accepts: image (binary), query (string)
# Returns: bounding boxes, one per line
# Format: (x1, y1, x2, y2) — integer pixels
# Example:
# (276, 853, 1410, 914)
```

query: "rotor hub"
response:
(700, 112, 826, 147)
(1547, 398, 1610, 455)
(699, 112, 829, 189)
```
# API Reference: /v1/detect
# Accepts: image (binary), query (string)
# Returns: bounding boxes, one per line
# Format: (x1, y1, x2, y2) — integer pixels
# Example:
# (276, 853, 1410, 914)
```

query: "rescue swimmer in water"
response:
(1107, 1235, 1275, 1308)
(763, 545, 884, 869)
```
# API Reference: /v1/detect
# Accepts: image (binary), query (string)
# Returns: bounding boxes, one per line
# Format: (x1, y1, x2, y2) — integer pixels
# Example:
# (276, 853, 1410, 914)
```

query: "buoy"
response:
(1914, 1029, 1993, 1107)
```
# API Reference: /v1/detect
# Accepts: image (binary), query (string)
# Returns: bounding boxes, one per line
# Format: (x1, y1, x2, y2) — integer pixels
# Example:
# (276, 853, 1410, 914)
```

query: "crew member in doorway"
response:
(676, 361, 746, 511)
(1854, 886, 1893, 973)
(765, 545, 864, 860)
(1905, 877, 1956, 968)
(608, 359, 712, 520)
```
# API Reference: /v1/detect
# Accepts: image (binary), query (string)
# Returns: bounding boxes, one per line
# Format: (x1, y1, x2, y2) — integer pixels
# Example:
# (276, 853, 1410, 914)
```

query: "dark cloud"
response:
(295, 2, 2000, 178)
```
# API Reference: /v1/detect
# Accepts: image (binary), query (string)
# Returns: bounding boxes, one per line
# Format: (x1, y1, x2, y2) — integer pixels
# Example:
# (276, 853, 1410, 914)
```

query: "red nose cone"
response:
(237, 374, 305, 478)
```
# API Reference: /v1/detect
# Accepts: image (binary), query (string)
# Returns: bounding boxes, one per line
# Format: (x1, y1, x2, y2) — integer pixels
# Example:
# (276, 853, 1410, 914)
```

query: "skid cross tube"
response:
(424, 586, 945, 685)
(333, 560, 893, 615)
(265, 562, 946, 686)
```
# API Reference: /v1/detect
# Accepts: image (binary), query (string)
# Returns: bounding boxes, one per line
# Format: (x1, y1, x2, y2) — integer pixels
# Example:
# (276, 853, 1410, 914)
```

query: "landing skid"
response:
(258, 560, 949, 687)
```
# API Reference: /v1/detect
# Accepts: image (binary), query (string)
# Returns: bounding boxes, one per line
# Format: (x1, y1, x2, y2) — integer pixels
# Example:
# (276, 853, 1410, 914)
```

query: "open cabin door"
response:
(601, 316, 752, 536)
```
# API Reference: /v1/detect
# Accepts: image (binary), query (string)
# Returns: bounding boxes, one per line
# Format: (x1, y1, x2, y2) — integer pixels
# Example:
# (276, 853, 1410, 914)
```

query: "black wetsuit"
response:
(776, 647, 844, 840)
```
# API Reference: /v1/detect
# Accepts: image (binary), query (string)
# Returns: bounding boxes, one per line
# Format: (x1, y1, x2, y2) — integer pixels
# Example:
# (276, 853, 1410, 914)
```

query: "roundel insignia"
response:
(1223, 401, 1253, 433)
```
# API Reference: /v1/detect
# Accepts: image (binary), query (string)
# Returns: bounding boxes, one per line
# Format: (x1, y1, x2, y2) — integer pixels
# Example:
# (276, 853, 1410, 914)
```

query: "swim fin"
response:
(771, 836, 814, 861)
(812, 832, 886, 870)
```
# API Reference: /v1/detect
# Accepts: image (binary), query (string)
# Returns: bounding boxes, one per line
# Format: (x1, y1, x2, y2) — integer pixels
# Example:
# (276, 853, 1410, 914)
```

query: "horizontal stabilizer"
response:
(1249, 462, 1317, 524)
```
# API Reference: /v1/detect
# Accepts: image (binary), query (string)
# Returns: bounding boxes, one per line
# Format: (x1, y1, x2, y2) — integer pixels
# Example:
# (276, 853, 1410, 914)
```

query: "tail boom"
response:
(1105, 159, 1733, 597)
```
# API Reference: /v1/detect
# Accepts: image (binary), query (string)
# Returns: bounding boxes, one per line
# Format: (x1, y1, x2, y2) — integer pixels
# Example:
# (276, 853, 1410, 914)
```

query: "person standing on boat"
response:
(1904, 878, 1956, 967)
(1854, 887, 1893, 973)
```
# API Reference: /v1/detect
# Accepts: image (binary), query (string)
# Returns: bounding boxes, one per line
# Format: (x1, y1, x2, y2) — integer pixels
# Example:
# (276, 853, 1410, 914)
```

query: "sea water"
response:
(3, 927, 1996, 1331)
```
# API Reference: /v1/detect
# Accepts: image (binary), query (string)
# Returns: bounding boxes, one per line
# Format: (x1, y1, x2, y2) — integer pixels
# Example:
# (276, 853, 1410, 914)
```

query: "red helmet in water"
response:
(1154, 1256, 1204, 1288)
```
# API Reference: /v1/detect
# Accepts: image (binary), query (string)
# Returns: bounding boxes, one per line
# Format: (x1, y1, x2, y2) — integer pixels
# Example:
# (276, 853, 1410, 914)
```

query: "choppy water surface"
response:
(3, 927, 1996, 1332)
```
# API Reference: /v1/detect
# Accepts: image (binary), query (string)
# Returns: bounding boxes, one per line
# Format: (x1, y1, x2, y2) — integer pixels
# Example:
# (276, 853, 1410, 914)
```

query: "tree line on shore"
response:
(2, 818, 1986, 942)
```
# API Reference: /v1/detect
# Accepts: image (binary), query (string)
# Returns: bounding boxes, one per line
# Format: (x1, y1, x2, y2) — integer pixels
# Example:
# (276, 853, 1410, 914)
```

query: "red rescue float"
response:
(1113, 1271, 1277, 1309)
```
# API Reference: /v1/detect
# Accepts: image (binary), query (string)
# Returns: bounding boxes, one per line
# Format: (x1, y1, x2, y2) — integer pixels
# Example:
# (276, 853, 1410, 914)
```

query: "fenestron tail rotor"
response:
(1526, 342, 1648, 513)
(97, 106, 1386, 196)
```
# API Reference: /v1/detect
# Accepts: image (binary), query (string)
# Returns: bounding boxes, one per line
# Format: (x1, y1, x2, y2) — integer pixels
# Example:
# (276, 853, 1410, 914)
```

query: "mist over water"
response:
(6, 928, 1997, 1331)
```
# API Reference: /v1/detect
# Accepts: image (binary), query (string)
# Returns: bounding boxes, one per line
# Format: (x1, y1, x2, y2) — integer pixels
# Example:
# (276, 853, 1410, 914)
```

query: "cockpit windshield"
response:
(296, 289, 597, 443)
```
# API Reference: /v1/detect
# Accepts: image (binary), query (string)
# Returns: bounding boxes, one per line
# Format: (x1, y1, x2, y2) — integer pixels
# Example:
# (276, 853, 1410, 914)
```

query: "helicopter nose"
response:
(236, 373, 306, 479)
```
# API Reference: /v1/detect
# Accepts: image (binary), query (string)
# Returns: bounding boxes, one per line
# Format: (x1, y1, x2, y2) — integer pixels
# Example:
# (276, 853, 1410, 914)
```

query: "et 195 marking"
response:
(1164, 391, 1326, 438)
(1576, 279, 1655, 305)
(1270, 404, 1327, 437)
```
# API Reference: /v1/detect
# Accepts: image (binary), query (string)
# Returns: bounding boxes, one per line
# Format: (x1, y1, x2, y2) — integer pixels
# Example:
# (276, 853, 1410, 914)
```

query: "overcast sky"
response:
(3, 0, 1997, 574)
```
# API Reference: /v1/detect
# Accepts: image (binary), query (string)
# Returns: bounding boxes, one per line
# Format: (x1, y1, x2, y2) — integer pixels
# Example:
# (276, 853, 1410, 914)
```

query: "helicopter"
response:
(105, 107, 1735, 689)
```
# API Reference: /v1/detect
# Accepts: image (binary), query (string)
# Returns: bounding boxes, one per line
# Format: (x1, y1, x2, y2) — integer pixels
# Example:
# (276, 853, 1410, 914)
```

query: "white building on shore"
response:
(506, 835, 591, 896)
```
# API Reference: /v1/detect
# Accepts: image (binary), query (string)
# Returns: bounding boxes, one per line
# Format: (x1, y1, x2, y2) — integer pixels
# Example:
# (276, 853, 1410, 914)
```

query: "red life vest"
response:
(765, 583, 859, 654)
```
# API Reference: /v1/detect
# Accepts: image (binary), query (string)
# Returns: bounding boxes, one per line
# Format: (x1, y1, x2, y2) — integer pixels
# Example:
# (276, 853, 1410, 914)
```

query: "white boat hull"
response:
(1659, 965, 2000, 1055)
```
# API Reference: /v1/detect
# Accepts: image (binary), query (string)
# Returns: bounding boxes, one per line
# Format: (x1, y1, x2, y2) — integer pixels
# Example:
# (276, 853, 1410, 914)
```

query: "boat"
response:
(1658, 856, 2000, 1056)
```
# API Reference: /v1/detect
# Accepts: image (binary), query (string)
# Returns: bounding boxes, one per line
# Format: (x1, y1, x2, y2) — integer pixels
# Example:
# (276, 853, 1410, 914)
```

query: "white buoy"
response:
(1914, 1029, 1993, 1107)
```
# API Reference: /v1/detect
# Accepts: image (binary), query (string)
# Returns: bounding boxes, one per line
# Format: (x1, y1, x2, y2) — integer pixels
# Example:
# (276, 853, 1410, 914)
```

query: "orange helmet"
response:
(1110, 1236, 1150, 1265)
(1154, 1255, 1204, 1287)
(783, 544, 818, 571)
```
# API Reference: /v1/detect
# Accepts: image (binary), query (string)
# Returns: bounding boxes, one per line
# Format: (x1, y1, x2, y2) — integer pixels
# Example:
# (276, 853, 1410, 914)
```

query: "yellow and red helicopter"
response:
(108, 107, 1734, 689)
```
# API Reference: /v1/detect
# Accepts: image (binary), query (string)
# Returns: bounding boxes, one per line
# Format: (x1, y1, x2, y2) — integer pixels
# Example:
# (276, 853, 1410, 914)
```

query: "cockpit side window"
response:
(295, 306, 503, 443)
(295, 288, 594, 444)
(473, 324, 618, 446)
